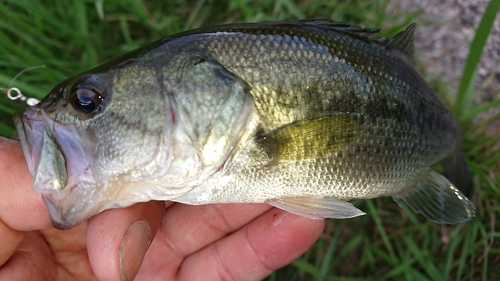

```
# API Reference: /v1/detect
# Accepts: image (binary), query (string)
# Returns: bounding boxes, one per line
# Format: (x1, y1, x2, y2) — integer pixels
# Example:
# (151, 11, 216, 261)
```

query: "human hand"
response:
(0, 137, 325, 281)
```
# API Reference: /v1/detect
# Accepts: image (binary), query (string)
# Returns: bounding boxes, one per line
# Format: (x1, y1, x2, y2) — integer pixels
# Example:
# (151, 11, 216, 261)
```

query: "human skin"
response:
(0, 137, 325, 281)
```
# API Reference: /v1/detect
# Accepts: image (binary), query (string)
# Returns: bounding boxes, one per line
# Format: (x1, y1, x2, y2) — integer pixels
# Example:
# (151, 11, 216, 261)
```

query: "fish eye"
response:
(72, 88, 103, 114)
(69, 76, 105, 115)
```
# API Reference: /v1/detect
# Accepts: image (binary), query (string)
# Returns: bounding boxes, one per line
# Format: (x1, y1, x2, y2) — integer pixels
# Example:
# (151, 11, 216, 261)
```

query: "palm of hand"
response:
(3, 224, 96, 281)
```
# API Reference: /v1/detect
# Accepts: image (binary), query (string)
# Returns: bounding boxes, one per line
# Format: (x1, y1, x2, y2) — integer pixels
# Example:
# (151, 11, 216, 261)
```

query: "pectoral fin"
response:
(266, 197, 365, 219)
(393, 171, 475, 224)
(258, 113, 360, 163)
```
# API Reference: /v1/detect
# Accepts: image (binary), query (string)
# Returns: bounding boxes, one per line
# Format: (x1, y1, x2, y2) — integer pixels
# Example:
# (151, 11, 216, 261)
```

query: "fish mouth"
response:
(14, 107, 101, 229)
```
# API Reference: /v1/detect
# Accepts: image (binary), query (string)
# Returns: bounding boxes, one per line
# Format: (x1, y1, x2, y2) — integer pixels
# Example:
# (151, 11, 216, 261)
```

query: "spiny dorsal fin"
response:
(295, 19, 381, 39)
(296, 20, 416, 62)
(387, 23, 416, 63)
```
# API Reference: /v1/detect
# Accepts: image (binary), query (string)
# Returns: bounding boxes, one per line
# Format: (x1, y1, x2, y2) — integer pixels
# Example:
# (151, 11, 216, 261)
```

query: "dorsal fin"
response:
(295, 19, 381, 39)
(296, 20, 416, 62)
(387, 23, 416, 63)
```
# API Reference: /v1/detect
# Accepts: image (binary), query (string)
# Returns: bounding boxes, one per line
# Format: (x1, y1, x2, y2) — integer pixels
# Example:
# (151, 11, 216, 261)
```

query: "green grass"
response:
(1, 1, 498, 280)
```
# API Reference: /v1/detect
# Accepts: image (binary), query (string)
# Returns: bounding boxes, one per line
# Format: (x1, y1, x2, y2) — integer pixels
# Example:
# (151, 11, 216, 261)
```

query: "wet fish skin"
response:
(14, 20, 474, 229)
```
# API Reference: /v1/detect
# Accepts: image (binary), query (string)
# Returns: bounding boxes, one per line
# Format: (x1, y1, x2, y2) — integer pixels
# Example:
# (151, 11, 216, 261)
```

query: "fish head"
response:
(14, 67, 175, 229)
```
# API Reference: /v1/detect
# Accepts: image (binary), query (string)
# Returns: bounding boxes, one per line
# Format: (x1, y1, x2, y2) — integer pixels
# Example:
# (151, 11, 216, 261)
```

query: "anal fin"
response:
(393, 171, 475, 224)
(266, 197, 365, 220)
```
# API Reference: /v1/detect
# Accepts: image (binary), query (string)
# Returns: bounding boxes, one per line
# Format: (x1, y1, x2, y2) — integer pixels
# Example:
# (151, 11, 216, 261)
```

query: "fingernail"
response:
(119, 220, 151, 281)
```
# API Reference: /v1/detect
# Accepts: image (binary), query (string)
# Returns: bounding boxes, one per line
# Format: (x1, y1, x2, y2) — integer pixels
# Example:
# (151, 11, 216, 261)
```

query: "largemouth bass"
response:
(13, 20, 475, 229)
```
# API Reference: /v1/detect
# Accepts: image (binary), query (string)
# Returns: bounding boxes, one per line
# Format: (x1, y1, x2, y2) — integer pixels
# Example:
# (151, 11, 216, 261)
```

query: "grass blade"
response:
(454, 0, 500, 116)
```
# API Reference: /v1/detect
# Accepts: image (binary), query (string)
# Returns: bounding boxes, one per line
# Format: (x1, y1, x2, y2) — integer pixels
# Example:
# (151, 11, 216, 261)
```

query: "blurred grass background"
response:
(0, 0, 498, 280)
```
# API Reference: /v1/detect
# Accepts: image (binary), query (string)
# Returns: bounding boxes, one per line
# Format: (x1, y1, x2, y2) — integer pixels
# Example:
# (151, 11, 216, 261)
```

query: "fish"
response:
(13, 20, 475, 229)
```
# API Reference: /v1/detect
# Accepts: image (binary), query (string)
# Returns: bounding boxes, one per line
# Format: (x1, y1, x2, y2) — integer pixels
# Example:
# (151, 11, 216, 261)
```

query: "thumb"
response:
(0, 137, 51, 231)
(0, 137, 51, 267)
(86, 201, 165, 281)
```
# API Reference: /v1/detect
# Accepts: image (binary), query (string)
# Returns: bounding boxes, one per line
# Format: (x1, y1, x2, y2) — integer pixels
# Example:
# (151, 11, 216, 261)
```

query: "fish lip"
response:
(14, 108, 69, 193)
(14, 107, 44, 177)
(41, 192, 92, 229)
(41, 195, 66, 229)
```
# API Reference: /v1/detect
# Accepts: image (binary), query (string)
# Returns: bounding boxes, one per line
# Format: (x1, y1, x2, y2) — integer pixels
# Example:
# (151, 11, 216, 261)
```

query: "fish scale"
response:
(14, 20, 474, 229)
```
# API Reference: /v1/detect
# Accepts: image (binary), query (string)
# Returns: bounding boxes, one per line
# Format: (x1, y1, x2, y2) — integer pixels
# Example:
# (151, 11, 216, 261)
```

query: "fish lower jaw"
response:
(40, 194, 85, 229)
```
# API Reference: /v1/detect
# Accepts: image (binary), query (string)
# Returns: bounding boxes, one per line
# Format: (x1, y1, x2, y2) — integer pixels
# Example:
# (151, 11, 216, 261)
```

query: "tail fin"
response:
(441, 123, 473, 198)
